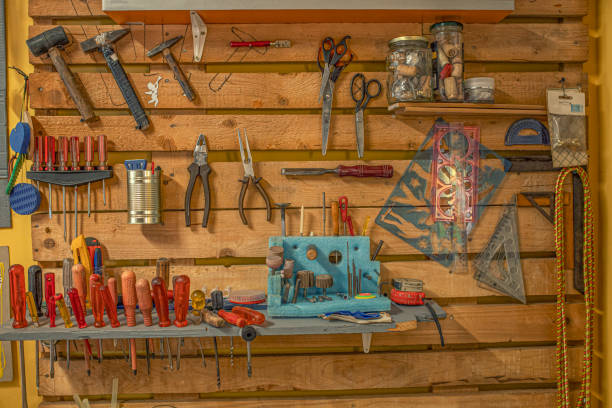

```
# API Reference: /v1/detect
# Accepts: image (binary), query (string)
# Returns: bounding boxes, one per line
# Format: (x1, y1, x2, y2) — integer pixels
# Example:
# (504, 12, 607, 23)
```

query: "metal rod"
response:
(322, 192, 326, 236)
(48, 183, 52, 219)
(74, 186, 78, 240)
(19, 341, 28, 408)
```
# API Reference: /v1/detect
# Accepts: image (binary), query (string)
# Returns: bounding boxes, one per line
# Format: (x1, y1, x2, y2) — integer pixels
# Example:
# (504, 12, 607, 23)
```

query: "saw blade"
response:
(473, 198, 526, 303)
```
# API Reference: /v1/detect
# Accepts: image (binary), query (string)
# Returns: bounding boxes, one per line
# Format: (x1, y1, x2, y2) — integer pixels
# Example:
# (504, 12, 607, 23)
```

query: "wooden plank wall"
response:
(28, 0, 594, 406)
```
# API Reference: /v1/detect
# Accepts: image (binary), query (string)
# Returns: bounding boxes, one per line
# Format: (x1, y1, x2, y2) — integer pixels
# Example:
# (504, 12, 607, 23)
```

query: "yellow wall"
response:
(0, 0, 608, 407)
(1, 0, 39, 406)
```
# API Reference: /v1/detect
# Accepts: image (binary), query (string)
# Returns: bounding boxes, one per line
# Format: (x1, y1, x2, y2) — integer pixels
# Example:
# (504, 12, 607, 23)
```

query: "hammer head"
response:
(80, 28, 130, 53)
(147, 36, 182, 58)
(27, 26, 69, 56)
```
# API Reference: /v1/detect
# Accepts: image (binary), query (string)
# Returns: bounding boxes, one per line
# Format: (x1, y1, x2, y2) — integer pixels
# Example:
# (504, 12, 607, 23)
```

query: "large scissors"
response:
(318, 37, 353, 156)
(318, 36, 350, 102)
(350, 73, 381, 158)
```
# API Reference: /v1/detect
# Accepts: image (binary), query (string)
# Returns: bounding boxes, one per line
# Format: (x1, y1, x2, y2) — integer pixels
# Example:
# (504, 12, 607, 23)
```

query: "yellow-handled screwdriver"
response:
(26, 291, 40, 327)
(55, 294, 73, 328)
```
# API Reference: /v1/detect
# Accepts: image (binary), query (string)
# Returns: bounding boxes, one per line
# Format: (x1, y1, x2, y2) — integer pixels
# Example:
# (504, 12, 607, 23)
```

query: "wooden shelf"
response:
(102, 0, 514, 24)
(389, 102, 547, 117)
(0, 302, 445, 342)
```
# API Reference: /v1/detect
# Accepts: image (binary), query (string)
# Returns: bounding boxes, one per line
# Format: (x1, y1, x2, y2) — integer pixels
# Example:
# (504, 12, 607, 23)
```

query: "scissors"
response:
(318, 36, 350, 102)
(318, 36, 353, 156)
(350, 73, 381, 158)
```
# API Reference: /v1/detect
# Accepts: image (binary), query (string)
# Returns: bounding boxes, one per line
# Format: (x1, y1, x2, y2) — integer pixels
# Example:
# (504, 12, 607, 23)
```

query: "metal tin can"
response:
(127, 169, 162, 224)
(431, 21, 464, 101)
(386, 36, 433, 103)
(464, 77, 495, 103)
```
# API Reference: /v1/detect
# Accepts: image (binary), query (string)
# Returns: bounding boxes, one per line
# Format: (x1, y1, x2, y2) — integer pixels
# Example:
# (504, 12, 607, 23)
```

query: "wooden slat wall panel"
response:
(31, 207, 554, 260)
(38, 346, 583, 396)
(29, 0, 589, 19)
(44, 258, 578, 298)
(29, 71, 583, 109)
(32, 114, 551, 152)
(40, 158, 557, 212)
(28, 23, 588, 65)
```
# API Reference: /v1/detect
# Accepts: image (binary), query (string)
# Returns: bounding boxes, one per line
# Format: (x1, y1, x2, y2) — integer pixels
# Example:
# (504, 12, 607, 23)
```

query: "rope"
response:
(554, 167, 594, 408)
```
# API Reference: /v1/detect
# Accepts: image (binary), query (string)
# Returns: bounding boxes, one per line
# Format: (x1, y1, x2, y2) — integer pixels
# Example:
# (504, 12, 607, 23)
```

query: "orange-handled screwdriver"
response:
(122, 270, 138, 375)
(173, 275, 190, 328)
(218, 309, 247, 328)
(71, 264, 87, 312)
(135, 278, 153, 326)
(107, 277, 118, 307)
(90, 275, 104, 328)
(10, 265, 28, 329)
(100, 285, 120, 328)
(151, 277, 170, 327)
(231, 306, 265, 326)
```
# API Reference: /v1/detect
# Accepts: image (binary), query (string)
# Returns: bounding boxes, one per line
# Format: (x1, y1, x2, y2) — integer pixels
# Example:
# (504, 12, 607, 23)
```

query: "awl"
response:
(281, 165, 393, 178)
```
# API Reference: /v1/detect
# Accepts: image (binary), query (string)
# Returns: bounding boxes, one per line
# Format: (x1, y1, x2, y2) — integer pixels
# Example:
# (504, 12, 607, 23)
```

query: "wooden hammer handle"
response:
(48, 47, 95, 122)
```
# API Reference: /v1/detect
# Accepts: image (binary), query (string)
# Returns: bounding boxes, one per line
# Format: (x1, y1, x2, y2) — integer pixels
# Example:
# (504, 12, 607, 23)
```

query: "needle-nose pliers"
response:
(237, 128, 271, 225)
(185, 134, 212, 227)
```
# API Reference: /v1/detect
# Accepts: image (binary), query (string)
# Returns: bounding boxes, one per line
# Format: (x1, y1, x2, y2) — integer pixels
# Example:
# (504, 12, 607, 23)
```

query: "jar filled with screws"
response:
(386, 36, 433, 103)
(431, 21, 464, 101)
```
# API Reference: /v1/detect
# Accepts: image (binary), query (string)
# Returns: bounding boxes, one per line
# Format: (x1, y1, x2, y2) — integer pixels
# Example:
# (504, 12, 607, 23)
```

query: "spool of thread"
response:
(127, 169, 162, 224)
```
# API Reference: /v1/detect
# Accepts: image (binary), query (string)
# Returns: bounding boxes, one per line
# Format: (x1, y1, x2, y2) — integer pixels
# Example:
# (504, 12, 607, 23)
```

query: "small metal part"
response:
(165, 338, 173, 370)
(66, 340, 70, 369)
(213, 337, 221, 389)
(177, 338, 182, 370)
(19, 341, 28, 408)
(198, 338, 206, 367)
(190, 11, 208, 63)
(371, 240, 384, 261)
(35, 340, 39, 390)
(322, 192, 326, 236)
(240, 326, 257, 378)
(145, 339, 151, 375)
(275, 203, 290, 236)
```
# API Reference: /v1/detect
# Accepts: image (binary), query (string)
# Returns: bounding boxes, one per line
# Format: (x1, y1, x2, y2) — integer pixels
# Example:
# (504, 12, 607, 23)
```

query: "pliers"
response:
(185, 134, 212, 227)
(237, 128, 271, 225)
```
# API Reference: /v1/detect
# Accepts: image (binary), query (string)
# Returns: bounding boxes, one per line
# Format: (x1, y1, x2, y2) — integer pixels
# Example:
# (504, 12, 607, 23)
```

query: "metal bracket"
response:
(520, 192, 554, 224)
(190, 11, 208, 62)
(361, 332, 372, 353)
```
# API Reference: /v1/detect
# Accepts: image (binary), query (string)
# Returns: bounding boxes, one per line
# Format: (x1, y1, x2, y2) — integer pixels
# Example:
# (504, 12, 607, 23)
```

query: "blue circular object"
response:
(10, 183, 41, 215)
(9, 122, 31, 154)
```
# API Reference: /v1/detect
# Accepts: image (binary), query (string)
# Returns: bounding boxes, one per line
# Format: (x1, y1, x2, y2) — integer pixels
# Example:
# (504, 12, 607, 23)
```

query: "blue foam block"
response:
(267, 236, 391, 317)
(9, 122, 31, 154)
(9, 183, 41, 215)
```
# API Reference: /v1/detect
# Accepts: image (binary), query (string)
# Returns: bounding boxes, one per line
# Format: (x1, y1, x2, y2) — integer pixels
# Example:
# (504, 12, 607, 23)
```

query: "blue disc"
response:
(9, 122, 31, 154)
(9, 183, 41, 215)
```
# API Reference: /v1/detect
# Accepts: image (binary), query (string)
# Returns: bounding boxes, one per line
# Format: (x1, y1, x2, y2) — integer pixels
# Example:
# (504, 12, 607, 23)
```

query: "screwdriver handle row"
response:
(32, 135, 108, 171)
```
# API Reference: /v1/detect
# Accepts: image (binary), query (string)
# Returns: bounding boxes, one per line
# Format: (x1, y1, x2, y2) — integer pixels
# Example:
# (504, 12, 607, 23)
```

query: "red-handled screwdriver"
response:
(68, 288, 92, 376)
(98, 135, 108, 206)
(339, 196, 349, 235)
(136, 278, 154, 374)
(9, 265, 28, 329)
(230, 40, 291, 48)
(70, 137, 80, 238)
(45, 136, 55, 219)
(44, 272, 56, 327)
(71, 264, 87, 313)
(218, 310, 247, 328)
(57, 136, 69, 241)
(173, 275, 190, 328)
(281, 165, 393, 178)
(152, 277, 171, 327)
(122, 271, 138, 375)
(90, 275, 104, 363)
(100, 285, 120, 328)
(85, 135, 94, 217)
(231, 306, 266, 326)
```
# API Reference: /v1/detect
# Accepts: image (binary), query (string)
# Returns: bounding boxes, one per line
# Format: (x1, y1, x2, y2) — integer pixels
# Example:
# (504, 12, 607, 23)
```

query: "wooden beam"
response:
(39, 157, 558, 212)
(29, 71, 583, 109)
(28, 23, 588, 65)
(43, 258, 577, 298)
(32, 114, 551, 152)
(29, 0, 589, 19)
(37, 346, 583, 395)
(32, 206, 554, 260)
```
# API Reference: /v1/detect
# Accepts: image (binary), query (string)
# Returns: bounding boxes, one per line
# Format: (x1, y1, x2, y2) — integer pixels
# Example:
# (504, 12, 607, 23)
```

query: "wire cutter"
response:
(237, 128, 271, 225)
(185, 134, 212, 227)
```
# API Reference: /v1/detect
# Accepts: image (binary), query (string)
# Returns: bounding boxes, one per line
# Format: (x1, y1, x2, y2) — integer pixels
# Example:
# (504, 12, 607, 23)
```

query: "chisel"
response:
(281, 165, 393, 178)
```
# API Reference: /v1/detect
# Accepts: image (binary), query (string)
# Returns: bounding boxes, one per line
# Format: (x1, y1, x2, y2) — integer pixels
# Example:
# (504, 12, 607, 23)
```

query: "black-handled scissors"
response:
(318, 35, 351, 102)
(351, 73, 382, 158)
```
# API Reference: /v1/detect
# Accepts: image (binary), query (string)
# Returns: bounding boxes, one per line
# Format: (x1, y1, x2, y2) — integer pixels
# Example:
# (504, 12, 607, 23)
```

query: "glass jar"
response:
(464, 77, 495, 103)
(386, 36, 433, 103)
(431, 21, 464, 101)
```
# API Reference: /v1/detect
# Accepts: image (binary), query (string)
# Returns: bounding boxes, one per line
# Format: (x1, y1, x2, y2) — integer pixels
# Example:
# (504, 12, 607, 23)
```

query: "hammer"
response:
(80, 29, 150, 130)
(27, 26, 95, 122)
(147, 36, 195, 101)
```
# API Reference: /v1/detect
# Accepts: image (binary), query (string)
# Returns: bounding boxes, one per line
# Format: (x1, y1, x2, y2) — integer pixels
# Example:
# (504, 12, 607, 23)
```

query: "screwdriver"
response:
(27, 265, 43, 317)
(229, 306, 265, 377)
(44, 272, 56, 327)
(281, 165, 393, 178)
(331, 201, 339, 236)
(26, 291, 40, 327)
(62, 258, 73, 314)
(71, 263, 87, 312)
(151, 277, 171, 327)
(339, 196, 348, 235)
(45, 135, 55, 219)
(136, 278, 153, 374)
(34, 135, 43, 190)
(156, 258, 170, 288)
(122, 271, 138, 375)
(98, 135, 108, 206)
(70, 137, 80, 238)
(85, 135, 94, 217)
(190, 290, 206, 367)
(68, 288, 92, 376)
(71, 235, 91, 306)
(173, 275, 190, 371)
(55, 292, 73, 369)
(90, 275, 104, 362)
(58, 136, 69, 241)
(100, 284, 120, 328)
(10, 265, 28, 329)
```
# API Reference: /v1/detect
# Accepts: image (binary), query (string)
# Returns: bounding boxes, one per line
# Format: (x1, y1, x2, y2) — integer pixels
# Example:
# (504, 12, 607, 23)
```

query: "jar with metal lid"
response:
(431, 21, 464, 101)
(464, 77, 495, 103)
(386, 36, 433, 103)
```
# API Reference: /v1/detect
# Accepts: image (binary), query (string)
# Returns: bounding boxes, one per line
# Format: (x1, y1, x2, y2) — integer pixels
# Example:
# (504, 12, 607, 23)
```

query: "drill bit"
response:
(165, 338, 173, 370)
(213, 337, 220, 389)
(63, 187, 66, 241)
(145, 339, 151, 375)
(198, 338, 206, 367)
(322, 192, 326, 236)
(19, 341, 28, 408)
(230, 337, 234, 367)
(176, 338, 182, 370)
(35, 340, 39, 390)
(66, 341, 70, 369)
(49, 340, 55, 379)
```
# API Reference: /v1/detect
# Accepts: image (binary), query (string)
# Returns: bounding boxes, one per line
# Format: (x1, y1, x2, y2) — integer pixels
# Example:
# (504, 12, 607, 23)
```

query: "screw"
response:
(275, 203, 291, 236)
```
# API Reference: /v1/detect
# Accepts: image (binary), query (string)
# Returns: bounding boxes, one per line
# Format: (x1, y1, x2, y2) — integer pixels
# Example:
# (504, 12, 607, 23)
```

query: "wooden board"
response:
(31, 206, 554, 260)
(29, 71, 583, 109)
(43, 258, 577, 299)
(37, 346, 583, 395)
(39, 157, 558, 212)
(35, 390, 579, 408)
(48, 302, 585, 355)
(32, 114, 552, 152)
(29, 0, 589, 19)
(28, 23, 588, 65)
